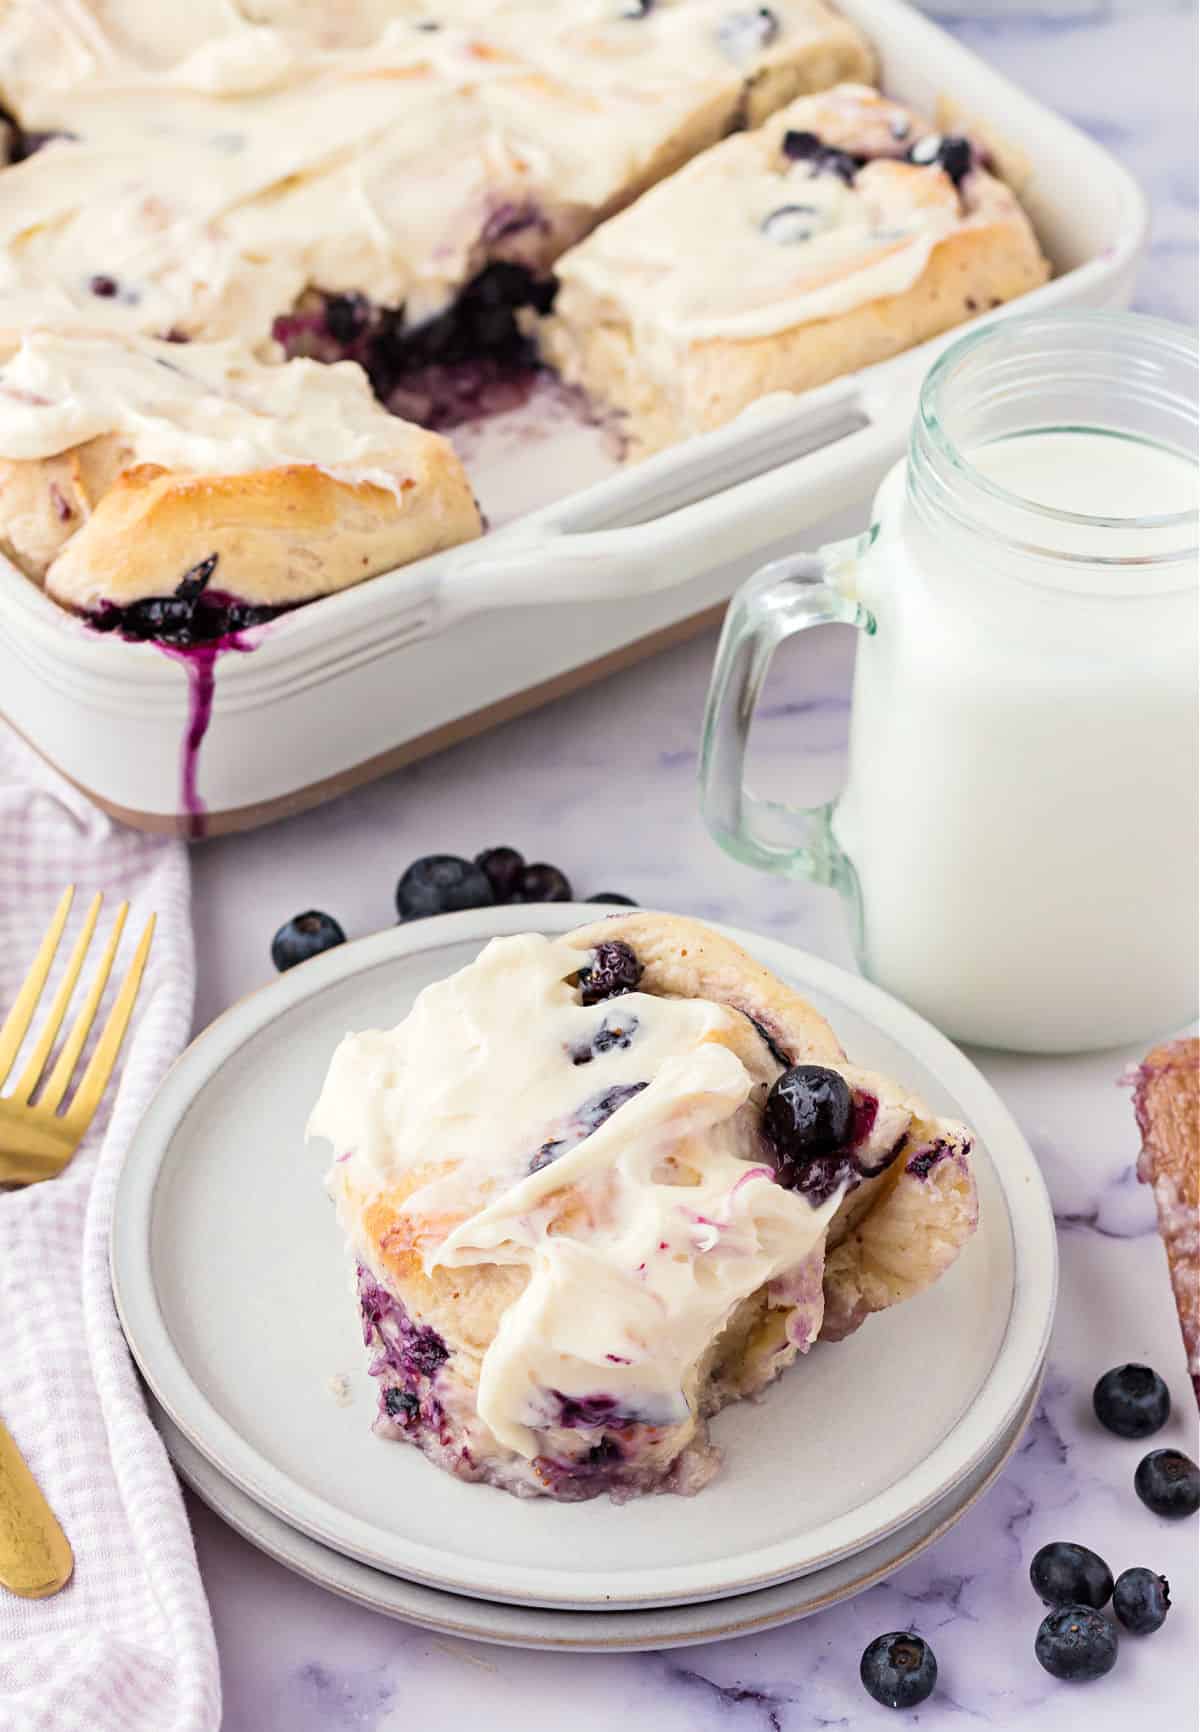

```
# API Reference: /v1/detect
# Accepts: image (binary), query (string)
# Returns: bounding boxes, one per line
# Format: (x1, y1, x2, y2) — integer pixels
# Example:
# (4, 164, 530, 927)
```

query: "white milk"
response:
(834, 430, 1199, 1050)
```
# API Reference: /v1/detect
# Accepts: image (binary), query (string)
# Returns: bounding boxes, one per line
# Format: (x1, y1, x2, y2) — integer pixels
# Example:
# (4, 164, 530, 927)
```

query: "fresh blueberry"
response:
(1135, 1448, 1200, 1519)
(1093, 1363, 1171, 1439)
(1112, 1567, 1170, 1634)
(781, 128, 823, 161)
(383, 1388, 420, 1423)
(859, 1632, 937, 1709)
(323, 293, 369, 345)
(1029, 1542, 1114, 1609)
(764, 1065, 854, 1161)
(908, 132, 973, 186)
(717, 6, 778, 63)
(578, 940, 643, 1006)
(395, 855, 495, 920)
(781, 128, 862, 184)
(475, 846, 526, 902)
(588, 892, 638, 906)
(271, 911, 346, 972)
(514, 862, 573, 903)
(761, 204, 818, 244)
(1035, 1605, 1118, 1682)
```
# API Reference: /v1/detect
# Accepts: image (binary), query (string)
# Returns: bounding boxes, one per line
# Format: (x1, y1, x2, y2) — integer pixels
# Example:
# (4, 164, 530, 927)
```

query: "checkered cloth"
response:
(0, 725, 220, 1732)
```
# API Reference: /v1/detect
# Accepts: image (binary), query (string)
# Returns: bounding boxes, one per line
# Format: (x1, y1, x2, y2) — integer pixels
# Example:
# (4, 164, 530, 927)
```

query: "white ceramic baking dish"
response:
(0, 0, 1148, 836)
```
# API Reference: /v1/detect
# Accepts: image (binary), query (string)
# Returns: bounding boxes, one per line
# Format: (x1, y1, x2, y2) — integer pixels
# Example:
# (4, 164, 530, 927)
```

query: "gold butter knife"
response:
(0, 1415, 73, 1598)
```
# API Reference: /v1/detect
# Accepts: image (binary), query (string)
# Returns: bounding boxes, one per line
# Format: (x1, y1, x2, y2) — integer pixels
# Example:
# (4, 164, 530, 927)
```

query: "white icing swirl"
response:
(0, 1, 870, 340)
(0, 329, 438, 492)
(309, 932, 850, 1458)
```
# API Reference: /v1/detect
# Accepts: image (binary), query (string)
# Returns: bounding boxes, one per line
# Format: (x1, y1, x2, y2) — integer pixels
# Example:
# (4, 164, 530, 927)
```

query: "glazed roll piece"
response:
(539, 83, 1050, 456)
(0, 3, 873, 429)
(310, 913, 978, 1502)
(0, 329, 481, 642)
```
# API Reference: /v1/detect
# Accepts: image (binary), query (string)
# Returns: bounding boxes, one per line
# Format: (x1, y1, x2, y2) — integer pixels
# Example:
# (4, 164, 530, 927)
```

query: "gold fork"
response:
(0, 885, 155, 1187)
(0, 886, 154, 1598)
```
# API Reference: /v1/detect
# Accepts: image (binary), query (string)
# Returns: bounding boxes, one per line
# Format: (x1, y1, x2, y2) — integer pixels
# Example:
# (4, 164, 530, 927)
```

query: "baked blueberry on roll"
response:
(309, 913, 977, 1501)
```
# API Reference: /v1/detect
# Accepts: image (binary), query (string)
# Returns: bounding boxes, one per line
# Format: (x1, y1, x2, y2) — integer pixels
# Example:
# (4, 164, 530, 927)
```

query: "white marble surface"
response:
(188, 6, 1198, 1727)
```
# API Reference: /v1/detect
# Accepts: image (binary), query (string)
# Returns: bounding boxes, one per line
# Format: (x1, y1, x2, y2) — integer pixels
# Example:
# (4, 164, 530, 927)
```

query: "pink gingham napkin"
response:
(0, 724, 220, 1732)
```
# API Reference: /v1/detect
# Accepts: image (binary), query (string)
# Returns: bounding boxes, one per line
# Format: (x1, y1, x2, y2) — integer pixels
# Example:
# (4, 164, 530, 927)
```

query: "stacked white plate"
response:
(112, 909, 1056, 1652)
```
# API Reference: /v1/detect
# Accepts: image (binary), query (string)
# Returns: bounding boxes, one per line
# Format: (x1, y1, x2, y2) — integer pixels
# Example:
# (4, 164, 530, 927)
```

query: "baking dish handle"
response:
(436, 402, 909, 622)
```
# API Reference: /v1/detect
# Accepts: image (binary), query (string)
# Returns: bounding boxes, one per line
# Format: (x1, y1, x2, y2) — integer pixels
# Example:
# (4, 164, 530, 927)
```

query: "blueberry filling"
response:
(272, 262, 557, 432)
(741, 1011, 793, 1071)
(358, 1265, 449, 1381)
(905, 1138, 952, 1180)
(384, 1388, 421, 1424)
(572, 1012, 639, 1065)
(907, 132, 973, 187)
(550, 1391, 642, 1430)
(530, 1081, 648, 1172)
(578, 940, 643, 1005)
(89, 274, 119, 299)
(619, 0, 655, 14)
(781, 128, 864, 185)
(88, 551, 282, 647)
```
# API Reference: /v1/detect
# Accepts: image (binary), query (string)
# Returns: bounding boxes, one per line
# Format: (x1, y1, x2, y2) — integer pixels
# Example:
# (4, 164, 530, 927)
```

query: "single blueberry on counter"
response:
(1029, 1541, 1114, 1609)
(514, 862, 573, 903)
(1112, 1567, 1170, 1634)
(395, 855, 495, 920)
(588, 892, 638, 906)
(1093, 1363, 1171, 1439)
(859, 1632, 937, 1709)
(1035, 1605, 1118, 1682)
(1134, 1448, 1200, 1519)
(271, 911, 346, 972)
(578, 940, 643, 1005)
(475, 845, 526, 902)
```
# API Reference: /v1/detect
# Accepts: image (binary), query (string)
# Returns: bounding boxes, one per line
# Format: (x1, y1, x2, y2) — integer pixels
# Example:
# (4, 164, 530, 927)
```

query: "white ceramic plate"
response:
(112, 906, 1056, 1610)
(154, 1369, 1042, 1652)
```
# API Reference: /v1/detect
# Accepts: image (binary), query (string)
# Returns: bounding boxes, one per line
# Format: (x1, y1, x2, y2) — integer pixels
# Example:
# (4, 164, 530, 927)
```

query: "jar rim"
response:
(915, 312, 1199, 569)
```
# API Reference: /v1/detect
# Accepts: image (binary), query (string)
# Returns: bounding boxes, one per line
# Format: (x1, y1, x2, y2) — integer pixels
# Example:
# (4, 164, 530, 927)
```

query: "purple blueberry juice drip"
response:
(272, 261, 557, 432)
(86, 554, 284, 838)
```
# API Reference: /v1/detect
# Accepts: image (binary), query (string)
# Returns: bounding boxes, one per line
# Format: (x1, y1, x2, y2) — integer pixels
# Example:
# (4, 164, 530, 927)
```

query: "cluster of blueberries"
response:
(270, 847, 636, 972)
(860, 1363, 1196, 1709)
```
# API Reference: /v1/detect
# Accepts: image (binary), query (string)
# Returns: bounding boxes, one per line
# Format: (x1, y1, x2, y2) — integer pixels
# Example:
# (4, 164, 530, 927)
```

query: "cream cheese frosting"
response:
(0, 328, 442, 490)
(310, 931, 861, 1459)
(551, 84, 992, 346)
(0, 2, 873, 342)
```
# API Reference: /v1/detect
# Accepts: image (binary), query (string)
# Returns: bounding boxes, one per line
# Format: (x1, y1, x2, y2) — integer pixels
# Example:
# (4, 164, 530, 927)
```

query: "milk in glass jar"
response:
(701, 314, 1198, 1051)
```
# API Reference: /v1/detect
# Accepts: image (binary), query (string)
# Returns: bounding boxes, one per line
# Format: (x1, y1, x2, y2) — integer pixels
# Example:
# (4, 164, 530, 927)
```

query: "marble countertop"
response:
(189, 6, 1198, 1727)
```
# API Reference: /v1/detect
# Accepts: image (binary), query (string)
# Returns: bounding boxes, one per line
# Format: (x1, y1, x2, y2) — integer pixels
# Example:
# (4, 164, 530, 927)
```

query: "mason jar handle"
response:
(699, 539, 875, 885)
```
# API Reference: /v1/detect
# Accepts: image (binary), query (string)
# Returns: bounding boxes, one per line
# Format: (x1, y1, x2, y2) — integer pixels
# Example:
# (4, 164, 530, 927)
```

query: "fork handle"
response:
(0, 1416, 73, 1598)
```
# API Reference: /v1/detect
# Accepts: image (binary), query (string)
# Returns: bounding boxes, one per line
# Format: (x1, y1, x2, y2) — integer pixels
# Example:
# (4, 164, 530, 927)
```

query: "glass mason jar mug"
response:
(700, 313, 1199, 1052)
